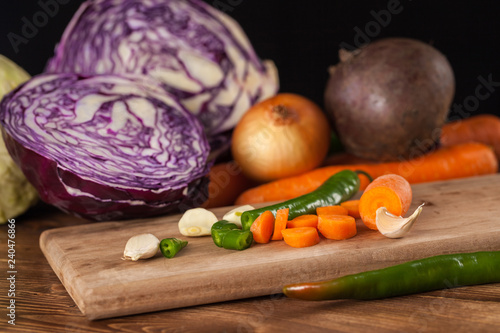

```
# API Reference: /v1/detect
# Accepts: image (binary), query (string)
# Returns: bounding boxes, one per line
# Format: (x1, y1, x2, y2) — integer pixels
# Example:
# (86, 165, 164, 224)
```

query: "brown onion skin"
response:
(324, 37, 455, 162)
(231, 93, 331, 183)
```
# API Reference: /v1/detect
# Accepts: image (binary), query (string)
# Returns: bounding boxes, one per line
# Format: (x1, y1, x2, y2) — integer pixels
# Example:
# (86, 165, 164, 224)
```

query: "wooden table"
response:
(1, 202, 500, 333)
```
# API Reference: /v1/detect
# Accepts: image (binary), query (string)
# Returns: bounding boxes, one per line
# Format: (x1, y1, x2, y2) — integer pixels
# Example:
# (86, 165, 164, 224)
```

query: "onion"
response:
(231, 93, 331, 183)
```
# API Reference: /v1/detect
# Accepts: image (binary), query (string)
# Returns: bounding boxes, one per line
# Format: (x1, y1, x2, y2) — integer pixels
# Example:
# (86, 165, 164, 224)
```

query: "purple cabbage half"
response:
(45, 0, 279, 143)
(0, 73, 212, 221)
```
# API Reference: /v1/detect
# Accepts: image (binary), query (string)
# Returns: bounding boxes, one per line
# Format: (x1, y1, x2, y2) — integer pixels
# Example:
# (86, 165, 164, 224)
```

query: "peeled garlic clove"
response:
(178, 207, 218, 237)
(376, 203, 425, 239)
(222, 205, 255, 228)
(122, 233, 160, 261)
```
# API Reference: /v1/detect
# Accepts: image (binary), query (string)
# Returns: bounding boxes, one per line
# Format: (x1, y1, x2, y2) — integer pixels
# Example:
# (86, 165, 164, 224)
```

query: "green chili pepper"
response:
(159, 238, 188, 258)
(211, 220, 239, 247)
(283, 251, 500, 301)
(221, 229, 253, 251)
(212, 220, 239, 231)
(240, 170, 370, 231)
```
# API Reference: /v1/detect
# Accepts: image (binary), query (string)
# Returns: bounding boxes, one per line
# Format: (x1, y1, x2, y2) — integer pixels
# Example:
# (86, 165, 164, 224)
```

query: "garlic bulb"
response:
(122, 233, 160, 261)
(178, 208, 218, 237)
(376, 203, 425, 238)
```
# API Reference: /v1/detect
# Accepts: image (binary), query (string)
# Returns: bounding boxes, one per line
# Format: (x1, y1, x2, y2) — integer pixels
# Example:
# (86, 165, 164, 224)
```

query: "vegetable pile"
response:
(0, 74, 211, 221)
(1, 0, 498, 244)
(1, 1, 499, 307)
(160, 170, 421, 252)
(154, 170, 367, 252)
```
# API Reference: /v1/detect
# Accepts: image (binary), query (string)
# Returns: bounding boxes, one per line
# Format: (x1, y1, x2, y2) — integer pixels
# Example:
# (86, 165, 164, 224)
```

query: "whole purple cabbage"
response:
(46, 0, 279, 139)
(0, 73, 211, 221)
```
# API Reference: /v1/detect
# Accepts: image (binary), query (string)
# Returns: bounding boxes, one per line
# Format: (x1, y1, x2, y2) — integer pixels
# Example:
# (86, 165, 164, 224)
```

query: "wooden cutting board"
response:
(40, 174, 500, 320)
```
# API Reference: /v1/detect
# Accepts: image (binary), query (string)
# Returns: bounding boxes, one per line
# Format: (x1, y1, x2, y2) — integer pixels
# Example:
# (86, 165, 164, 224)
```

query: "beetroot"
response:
(324, 37, 455, 162)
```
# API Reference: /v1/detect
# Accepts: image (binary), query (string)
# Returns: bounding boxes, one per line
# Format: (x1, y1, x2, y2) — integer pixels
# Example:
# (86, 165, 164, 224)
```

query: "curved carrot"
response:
(358, 174, 412, 230)
(250, 210, 275, 244)
(271, 208, 289, 241)
(316, 205, 348, 216)
(282, 227, 320, 248)
(287, 215, 319, 229)
(235, 142, 497, 205)
(340, 200, 361, 218)
(441, 114, 500, 161)
(317, 215, 357, 240)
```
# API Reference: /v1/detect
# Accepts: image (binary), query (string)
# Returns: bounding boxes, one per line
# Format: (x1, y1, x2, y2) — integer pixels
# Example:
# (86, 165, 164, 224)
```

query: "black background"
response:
(1, 0, 499, 119)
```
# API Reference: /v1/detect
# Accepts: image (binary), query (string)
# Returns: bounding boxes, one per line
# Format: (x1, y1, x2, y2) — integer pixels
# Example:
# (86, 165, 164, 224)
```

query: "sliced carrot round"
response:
(340, 200, 361, 218)
(317, 214, 357, 240)
(316, 205, 348, 216)
(271, 208, 289, 241)
(250, 210, 275, 244)
(287, 214, 318, 229)
(282, 227, 320, 248)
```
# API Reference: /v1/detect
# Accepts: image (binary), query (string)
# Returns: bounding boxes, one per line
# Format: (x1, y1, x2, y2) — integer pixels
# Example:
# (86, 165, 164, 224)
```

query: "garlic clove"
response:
(178, 207, 219, 237)
(222, 205, 255, 228)
(122, 233, 160, 261)
(183, 225, 210, 236)
(376, 203, 425, 239)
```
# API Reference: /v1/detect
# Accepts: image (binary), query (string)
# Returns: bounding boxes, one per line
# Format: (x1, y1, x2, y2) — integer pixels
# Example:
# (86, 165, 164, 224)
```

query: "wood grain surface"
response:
(38, 174, 500, 321)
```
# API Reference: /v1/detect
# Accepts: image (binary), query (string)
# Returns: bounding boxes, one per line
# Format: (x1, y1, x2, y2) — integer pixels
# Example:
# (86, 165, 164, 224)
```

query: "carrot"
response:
(358, 174, 412, 230)
(281, 227, 320, 248)
(287, 214, 319, 229)
(235, 142, 497, 205)
(340, 200, 361, 218)
(250, 210, 275, 244)
(317, 215, 357, 240)
(201, 161, 258, 209)
(441, 114, 500, 161)
(316, 205, 348, 216)
(271, 208, 289, 241)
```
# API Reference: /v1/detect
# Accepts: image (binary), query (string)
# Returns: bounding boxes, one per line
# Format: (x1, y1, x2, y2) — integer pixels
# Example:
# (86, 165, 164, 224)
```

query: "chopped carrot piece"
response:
(271, 208, 289, 241)
(317, 214, 357, 240)
(316, 205, 348, 216)
(340, 200, 361, 218)
(287, 214, 318, 229)
(250, 210, 275, 244)
(282, 227, 320, 248)
(359, 174, 412, 230)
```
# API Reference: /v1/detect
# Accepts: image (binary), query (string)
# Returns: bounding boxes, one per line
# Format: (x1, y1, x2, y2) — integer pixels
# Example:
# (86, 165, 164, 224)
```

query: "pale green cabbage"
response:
(0, 55, 38, 223)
